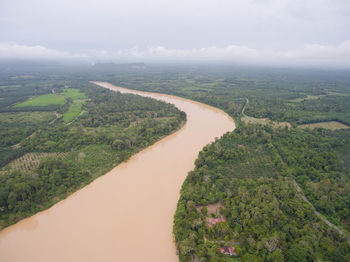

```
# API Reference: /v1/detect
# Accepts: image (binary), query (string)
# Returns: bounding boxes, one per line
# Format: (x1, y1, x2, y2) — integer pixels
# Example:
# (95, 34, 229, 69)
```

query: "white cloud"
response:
(144, 41, 350, 67)
(1, 0, 350, 56)
(296, 41, 350, 60)
(0, 42, 87, 60)
(147, 45, 260, 60)
(1, 41, 350, 68)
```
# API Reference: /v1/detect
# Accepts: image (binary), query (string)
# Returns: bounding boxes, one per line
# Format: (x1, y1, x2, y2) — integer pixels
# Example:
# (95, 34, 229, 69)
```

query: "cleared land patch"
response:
(195, 202, 224, 216)
(242, 116, 269, 125)
(242, 116, 290, 128)
(63, 88, 87, 100)
(289, 94, 321, 102)
(13, 94, 65, 107)
(299, 121, 350, 130)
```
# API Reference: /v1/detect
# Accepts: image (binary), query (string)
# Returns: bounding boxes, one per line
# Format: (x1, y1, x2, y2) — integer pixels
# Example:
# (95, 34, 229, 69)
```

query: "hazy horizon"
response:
(1, 0, 350, 68)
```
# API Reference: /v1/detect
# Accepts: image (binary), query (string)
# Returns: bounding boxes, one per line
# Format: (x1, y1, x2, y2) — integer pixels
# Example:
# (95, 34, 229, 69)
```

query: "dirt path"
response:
(241, 98, 258, 123)
(241, 98, 249, 117)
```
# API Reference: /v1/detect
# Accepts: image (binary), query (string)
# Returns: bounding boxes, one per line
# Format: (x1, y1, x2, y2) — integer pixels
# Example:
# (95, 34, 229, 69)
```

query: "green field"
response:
(11, 88, 87, 123)
(63, 88, 87, 100)
(62, 101, 85, 122)
(61, 88, 87, 122)
(14, 94, 66, 107)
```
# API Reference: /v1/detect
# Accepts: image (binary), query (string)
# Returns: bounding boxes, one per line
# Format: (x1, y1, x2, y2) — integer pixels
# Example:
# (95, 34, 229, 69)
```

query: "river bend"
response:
(0, 82, 235, 262)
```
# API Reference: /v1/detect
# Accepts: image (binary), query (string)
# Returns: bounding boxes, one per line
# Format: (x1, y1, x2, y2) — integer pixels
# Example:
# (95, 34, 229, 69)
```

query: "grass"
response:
(0, 112, 56, 124)
(298, 121, 350, 130)
(63, 88, 87, 100)
(61, 88, 87, 122)
(13, 94, 66, 107)
(62, 101, 85, 123)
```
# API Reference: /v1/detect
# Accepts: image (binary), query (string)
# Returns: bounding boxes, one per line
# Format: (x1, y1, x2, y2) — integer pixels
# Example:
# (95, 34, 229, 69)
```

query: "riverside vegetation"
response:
(0, 74, 185, 228)
(91, 64, 350, 261)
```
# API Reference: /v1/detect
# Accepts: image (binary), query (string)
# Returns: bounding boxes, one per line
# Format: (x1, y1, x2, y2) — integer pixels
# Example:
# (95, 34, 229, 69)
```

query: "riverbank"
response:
(0, 83, 184, 230)
(0, 82, 235, 262)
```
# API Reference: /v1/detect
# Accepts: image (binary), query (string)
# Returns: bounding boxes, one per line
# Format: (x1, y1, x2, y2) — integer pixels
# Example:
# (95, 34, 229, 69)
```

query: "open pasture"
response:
(63, 88, 87, 100)
(62, 101, 85, 123)
(13, 94, 65, 107)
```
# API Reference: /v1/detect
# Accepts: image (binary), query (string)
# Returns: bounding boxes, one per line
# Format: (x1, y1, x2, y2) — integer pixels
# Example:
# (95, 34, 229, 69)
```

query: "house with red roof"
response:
(219, 246, 236, 256)
(207, 216, 226, 226)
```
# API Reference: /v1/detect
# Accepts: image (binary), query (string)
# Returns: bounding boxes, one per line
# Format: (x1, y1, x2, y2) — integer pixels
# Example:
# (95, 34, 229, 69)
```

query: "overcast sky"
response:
(1, 0, 350, 67)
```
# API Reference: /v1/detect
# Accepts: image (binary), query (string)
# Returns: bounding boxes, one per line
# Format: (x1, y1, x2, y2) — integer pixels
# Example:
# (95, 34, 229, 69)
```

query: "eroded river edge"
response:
(0, 82, 235, 262)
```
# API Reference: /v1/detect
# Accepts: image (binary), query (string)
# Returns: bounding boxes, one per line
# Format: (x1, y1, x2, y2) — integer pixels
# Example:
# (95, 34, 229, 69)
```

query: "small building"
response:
(207, 217, 226, 226)
(219, 246, 236, 256)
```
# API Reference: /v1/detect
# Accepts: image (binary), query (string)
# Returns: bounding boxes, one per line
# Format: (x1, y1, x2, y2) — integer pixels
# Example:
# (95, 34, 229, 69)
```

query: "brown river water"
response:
(0, 82, 235, 262)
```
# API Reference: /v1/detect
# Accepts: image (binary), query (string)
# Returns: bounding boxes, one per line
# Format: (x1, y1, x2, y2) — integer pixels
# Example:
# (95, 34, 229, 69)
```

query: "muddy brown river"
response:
(0, 82, 235, 262)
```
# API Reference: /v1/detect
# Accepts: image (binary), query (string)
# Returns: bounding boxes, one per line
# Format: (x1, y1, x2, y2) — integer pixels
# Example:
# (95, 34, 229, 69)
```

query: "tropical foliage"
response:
(174, 124, 350, 262)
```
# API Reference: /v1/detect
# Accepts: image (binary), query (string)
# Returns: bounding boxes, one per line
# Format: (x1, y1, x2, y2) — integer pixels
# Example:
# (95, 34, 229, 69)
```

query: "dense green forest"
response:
(174, 124, 350, 262)
(0, 74, 185, 228)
